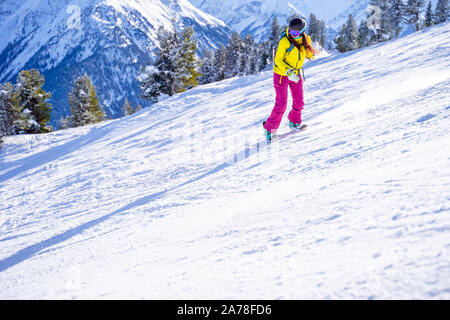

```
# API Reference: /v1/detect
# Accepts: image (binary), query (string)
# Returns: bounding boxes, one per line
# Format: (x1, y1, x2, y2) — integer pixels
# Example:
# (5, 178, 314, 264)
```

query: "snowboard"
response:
(269, 124, 308, 142)
(230, 124, 308, 164)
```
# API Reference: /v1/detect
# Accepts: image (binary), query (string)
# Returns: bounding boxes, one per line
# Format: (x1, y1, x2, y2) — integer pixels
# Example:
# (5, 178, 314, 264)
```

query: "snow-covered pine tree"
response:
(225, 32, 243, 78)
(434, 0, 449, 24)
(213, 44, 226, 82)
(247, 45, 259, 76)
(387, 0, 405, 38)
(241, 34, 255, 76)
(0, 82, 15, 143)
(199, 49, 215, 85)
(0, 82, 15, 133)
(308, 14, 320, 44)
(13, 69, 52, 134)
(177, 26, 200, 92)
(57, 115, 72, 130)
(425, 1, 435, 27)
(335, 14, 359, 53)
(269, 17, 281, 58)
(257, 41, 271, 72)
(156, 25, 179, 97)
(380, 0, 395, 40)
(307, 13, 327, 48)
(405, 0, 426, 31)
(367, 0, 381, 43)
(143, 24, 200, 97)
(137, 64, 163, 103)
(121, 98, 134, 117)
(249, 50, 258, 75)
(318, 19, 328, 48)
(69, 75, 104, 128)
(358, 19, 371, 48)
(139, 25, 183, 101)
(367, 0, 391, 43)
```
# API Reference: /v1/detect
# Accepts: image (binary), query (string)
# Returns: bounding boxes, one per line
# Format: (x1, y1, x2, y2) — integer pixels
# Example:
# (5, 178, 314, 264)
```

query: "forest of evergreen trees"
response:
(137, 25, 272, 103)
(137, 13, 331, 104)
(0, 70, 106, 145)
(0, 69, 53, 146)
(335, 0, 448, 53)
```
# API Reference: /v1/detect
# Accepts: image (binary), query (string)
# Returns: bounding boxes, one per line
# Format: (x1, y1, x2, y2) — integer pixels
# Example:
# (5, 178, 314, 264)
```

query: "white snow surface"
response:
(1, 23, 450, 299)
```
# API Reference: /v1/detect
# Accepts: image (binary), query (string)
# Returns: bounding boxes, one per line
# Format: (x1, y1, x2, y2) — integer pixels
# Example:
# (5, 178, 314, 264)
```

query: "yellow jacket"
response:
(273, 28, 315, 77)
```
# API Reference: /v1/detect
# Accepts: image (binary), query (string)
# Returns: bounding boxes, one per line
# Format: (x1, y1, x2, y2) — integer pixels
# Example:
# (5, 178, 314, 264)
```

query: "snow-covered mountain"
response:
(190, 0, 359, 40)
(1, 22, 449, 299)
(0, 0, 232, 123)
(328, 0, 370, 30)
(191, 0, 443, 40)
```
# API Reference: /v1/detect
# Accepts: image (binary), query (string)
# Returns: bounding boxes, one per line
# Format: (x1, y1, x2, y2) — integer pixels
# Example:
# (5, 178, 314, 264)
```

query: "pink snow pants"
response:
(264, 73, 304, 133)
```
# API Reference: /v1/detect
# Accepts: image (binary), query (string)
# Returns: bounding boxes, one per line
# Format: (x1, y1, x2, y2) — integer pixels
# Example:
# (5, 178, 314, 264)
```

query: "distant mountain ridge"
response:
(190, 0, 361, 41)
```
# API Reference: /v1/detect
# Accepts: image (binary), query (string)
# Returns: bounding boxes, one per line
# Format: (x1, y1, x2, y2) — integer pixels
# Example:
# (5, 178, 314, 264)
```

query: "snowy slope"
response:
(0, 22, 449, 299)
(0, 0, 231, 122)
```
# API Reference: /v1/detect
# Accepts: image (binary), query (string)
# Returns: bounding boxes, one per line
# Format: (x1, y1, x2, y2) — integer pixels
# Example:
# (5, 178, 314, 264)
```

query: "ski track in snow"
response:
(0, 23, 450, 299)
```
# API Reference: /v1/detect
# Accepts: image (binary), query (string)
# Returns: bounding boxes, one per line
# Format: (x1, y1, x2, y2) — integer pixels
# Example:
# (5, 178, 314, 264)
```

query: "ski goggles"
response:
(289, 28, 306, 39)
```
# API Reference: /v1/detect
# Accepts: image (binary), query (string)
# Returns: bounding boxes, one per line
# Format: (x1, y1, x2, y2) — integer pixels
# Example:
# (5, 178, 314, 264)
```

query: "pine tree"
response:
(258, 41, 271, 72)
(335, 14, 359, 53)
(225, 32, 243, 78)
(379, 0, 394, 40)
(156, 25, 179, 97)
(269, 17, 281, 58)
(424, 1, 435, 27)
(177, 26, 200, 92)
(199, 49, 215, 85)
(138, 26, 177, 101)
(137, 64, 163, 103)
(213, 44, 226, 82)
(69, 75, 104, 128)
(139, 25, 201, 100)
(248, 47, 258, 75)
(308, 14, 320, 43)
(121, 98, 134, 117)
(13, 69, 52, 134)
(0, 82, 15, 143)
(57, 115, 72, 130)
(241, 34, 255, 76)
(318, 19, 328, 48)
(405, 0, 426, 31)
(367, 0, 391, 43)
(358, 20, 371, 48)
(435, 0, 449, 24)
(367, 0, 381, 43)
(387, 0, 405, 38)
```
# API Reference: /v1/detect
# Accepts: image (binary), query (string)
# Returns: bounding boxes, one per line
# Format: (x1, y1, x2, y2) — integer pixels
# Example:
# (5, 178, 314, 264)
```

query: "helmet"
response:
(289, 18, 307, 35)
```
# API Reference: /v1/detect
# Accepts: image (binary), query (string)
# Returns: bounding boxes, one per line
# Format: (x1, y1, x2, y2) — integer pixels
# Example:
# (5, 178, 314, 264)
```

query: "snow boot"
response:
(263, 121, 278, 141)
(289, 121, 303, 130)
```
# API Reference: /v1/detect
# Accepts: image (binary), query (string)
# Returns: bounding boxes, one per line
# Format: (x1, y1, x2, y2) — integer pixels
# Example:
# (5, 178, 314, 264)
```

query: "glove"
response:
(286, 69, 300, 83)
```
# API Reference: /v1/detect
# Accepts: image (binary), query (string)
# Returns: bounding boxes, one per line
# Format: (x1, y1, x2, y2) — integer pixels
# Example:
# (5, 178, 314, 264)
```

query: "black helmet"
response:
(289, 18, 307, 33)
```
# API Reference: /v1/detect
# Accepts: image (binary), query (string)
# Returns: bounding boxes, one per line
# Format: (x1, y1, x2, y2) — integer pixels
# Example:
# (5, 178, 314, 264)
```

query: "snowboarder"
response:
(263, 18, 318, 141)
